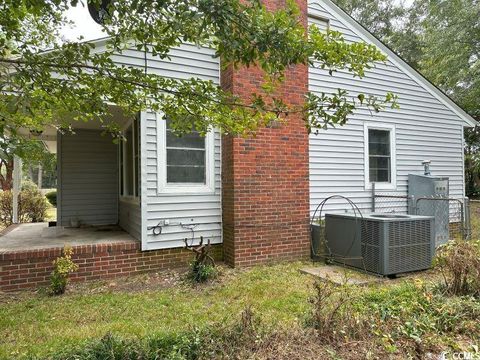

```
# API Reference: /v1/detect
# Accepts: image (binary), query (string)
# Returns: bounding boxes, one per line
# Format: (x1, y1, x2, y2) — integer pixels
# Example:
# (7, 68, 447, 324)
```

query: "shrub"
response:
(307, 280, 366, 342)
(21, 179, 38, 191)
(434, 240, 480, 297)
(190, 262, 218, 283)
(0, 188, 48, 226)
(50, 246, 79, 295)
(22, 188, 48, 222)
(185, 237, 218, 283)
(45, 190, 57, 207)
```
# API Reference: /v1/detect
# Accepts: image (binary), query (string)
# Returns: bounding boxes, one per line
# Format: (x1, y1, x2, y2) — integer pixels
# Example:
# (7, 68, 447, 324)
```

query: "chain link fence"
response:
(415, 197, 465, 244)
(372, 188, 471, 243)
(371, 193, 410, 214)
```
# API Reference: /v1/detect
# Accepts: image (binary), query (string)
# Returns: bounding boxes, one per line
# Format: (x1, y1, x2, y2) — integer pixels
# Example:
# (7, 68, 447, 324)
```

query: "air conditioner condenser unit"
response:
(325, 213, 435, 276)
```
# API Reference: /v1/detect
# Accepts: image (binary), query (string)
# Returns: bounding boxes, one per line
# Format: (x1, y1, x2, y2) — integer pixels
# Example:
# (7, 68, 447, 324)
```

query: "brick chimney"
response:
(221, 0, 310, 267)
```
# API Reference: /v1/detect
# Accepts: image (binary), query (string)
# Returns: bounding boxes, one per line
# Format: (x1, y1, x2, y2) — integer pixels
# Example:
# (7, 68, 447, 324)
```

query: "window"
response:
(364, 123, 396, 190)
(120, 115, 140, 199)
(157, 114, 214, 193)
(166, 119, 206, 184)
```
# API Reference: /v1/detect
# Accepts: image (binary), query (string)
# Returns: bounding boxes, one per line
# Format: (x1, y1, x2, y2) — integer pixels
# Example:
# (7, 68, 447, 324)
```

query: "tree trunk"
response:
(0, 159, 14, 191)
(37, 165, 43, 189)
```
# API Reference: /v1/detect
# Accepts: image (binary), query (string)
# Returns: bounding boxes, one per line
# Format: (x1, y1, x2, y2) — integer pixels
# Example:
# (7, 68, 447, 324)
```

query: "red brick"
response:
(220, 0, 310, 267)
(0, 242, 223, 292)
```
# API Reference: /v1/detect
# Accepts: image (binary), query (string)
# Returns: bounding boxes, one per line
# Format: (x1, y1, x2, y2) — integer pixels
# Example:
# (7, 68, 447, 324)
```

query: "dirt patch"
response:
(68, 268, 190, 294)
(0, 263, 238, 303)
(67, 263, 240, 295)
(300, 265, 384, 286)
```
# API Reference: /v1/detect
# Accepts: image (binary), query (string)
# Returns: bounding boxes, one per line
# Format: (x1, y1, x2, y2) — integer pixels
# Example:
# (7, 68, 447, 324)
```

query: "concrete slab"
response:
(0, 223, 137, 252)
(300, 265, 383, 286)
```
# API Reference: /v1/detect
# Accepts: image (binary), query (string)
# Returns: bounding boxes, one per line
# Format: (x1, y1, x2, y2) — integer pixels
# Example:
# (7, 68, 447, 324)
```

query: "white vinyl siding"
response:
(106, 43, 221, 250)
(119, 200, 141, 240)
(57, 129, 119, 226)
(143, 111, 222, 250)
(91, 42, 221, 250)
(308, 0, 466, 214)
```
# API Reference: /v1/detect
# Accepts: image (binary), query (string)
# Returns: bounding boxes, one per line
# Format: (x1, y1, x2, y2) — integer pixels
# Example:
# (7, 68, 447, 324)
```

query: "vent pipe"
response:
(422, 160, 431, 175)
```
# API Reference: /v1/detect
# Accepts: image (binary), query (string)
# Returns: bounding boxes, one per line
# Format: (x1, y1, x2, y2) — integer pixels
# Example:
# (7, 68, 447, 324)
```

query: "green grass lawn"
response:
(3, 261, 478, 360)
(1, 202, 480, 359)
(0, 263, 313, 359)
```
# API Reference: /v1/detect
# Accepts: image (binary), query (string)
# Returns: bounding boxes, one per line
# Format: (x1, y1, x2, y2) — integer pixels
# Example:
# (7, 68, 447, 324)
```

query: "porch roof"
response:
(16, 105, 133, 154)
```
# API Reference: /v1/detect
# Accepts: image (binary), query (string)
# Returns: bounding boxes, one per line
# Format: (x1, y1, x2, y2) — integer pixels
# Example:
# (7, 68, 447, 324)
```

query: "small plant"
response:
(190, 261, 217, 283)
(308, 279, 363, 342)
(50, 246, 79, 295)
(184, 236, 217, 282)
(45, 190, 57, 207)
(434, 239, 480, 297)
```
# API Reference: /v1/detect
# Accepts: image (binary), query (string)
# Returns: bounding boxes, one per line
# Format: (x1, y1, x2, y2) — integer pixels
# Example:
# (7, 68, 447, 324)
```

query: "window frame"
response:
(119, 116, 141, 203)
(156, 113, 215, 194)
(364, 122, 396, 190)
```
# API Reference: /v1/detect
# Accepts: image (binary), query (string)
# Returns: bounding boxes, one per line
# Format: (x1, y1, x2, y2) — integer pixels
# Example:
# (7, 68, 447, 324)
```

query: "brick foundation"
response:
(221, 0, 310, 267)
(0, 242, 223, 292)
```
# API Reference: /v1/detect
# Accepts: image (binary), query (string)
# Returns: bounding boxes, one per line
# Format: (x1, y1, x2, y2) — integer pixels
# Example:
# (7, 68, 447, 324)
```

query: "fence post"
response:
(464, 197, 471, 240)
(371, 182, 375, 213)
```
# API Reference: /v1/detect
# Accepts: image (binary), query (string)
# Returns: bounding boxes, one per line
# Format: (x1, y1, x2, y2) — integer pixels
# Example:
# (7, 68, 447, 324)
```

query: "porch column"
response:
(12, 155, 22, 224)
(220, 0, 310, 267)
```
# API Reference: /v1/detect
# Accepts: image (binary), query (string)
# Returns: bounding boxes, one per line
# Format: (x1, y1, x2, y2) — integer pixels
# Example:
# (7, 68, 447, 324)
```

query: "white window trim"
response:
(119, 117, 140, 203)
(156, 112, 215, 194)
(364, 122, 397, 190)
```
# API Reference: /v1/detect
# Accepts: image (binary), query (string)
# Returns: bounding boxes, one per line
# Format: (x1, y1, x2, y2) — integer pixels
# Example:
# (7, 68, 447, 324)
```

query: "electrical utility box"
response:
(408, 174, 449, 246)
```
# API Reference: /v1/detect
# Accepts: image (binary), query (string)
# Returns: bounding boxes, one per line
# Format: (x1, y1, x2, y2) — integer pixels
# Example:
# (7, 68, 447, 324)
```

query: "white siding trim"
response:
(319, 0, 477, 128)
(155, 112, 215, 195)
(140, 111, 148, 250)
(119, 117, 141, 202)
(363, 122, 397, 190)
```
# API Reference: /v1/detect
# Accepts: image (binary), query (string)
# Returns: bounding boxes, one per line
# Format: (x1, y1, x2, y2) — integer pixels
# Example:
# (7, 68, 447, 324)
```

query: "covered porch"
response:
(0, 107, 152, 292)
(0, 223, 137, 252)
(12, 105, 141, 240)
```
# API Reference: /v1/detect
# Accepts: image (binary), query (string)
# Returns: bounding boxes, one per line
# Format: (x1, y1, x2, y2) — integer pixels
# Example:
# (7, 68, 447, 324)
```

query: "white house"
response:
(54, 0, 476, 250)
(8, 0, 476, 272)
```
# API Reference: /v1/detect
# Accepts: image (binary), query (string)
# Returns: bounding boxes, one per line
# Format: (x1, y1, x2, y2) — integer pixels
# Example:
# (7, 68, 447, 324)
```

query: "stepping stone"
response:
(300, 265, 383, 286)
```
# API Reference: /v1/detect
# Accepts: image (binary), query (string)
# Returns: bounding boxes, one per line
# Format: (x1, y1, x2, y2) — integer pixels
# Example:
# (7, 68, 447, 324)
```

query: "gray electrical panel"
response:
(408, 173, 449, 246)
(324, 213, 435, 276)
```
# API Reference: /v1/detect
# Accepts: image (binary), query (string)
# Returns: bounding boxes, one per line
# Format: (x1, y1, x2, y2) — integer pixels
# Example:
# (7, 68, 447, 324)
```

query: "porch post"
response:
(12, 155, 22, 224)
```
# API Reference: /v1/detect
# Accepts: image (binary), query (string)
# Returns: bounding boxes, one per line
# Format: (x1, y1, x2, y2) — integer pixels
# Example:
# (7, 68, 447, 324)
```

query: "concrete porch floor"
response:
(0, 223, 138, 252)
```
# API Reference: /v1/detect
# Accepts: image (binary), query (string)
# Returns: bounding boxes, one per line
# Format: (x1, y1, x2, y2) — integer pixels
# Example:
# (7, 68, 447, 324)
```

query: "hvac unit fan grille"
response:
(388, 220, 432, 274)
(361, 220, 381, 274)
